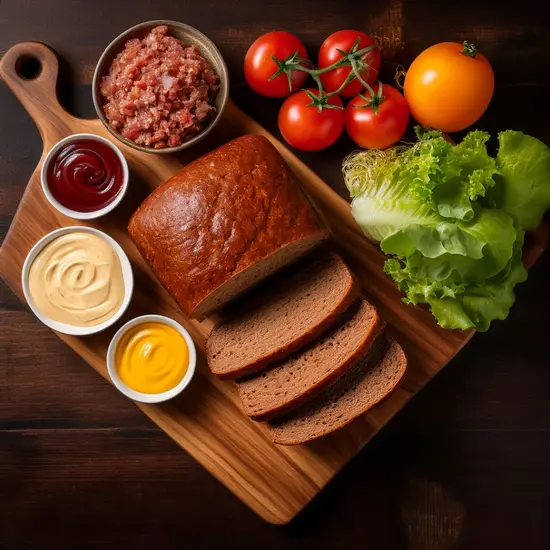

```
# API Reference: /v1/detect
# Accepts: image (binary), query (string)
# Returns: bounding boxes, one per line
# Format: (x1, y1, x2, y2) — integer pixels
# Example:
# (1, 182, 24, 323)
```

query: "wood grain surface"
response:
(0, 38, 494, 524)
(2, 0, 550, 548)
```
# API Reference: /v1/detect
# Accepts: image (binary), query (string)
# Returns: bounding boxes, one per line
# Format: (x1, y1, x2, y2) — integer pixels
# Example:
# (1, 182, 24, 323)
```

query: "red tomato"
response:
(345, 84, 409, 149)
(318, 30, 380, 97)
(244, 31, 308, 98)
(278, 89, 345, 151)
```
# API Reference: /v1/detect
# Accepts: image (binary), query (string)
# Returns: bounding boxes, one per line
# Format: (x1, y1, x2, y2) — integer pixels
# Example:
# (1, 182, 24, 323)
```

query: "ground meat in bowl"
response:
(100, 25, 220, 149)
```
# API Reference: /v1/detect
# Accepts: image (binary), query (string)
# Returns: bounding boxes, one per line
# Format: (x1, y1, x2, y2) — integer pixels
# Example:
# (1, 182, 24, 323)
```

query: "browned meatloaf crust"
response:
(128, 134, 329, 318)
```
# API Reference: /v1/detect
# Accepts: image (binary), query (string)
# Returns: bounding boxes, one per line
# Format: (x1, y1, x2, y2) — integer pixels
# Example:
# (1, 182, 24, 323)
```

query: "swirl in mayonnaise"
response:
(28, 231, 124, 327)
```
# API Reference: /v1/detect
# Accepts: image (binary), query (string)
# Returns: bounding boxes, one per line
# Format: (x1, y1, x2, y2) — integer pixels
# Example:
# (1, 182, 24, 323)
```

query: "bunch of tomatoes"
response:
(244, 30, 495, 152)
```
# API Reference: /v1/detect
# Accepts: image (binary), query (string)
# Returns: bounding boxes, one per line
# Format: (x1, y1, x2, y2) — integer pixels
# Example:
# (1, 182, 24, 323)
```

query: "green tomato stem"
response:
(462, 41, 478, 58)
(354, 81, 385, 115)
(268, 41, 379, 106)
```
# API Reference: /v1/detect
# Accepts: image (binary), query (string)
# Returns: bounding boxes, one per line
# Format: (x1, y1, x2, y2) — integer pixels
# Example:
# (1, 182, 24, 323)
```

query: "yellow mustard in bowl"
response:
(115, 321, 189, 394)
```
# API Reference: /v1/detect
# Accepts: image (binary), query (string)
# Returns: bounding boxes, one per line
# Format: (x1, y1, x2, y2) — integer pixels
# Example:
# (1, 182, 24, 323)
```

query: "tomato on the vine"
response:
(244, 31, 308, 98)
(278, 89, 345, 151)
(345, 83, 409, 149)
(318, 30, 380, 97)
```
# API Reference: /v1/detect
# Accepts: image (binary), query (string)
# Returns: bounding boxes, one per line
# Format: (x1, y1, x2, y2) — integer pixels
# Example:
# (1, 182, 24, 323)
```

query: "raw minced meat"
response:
(100, 25, 219, 149)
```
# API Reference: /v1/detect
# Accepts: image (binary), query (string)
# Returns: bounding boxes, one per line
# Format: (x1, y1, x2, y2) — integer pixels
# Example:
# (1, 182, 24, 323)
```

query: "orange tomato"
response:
(404, 42, 494, 133)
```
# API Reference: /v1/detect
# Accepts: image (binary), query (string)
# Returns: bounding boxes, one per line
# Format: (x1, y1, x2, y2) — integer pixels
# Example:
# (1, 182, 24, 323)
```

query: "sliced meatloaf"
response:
(206, 249, 358, 379)
(236, 298, 383, 420)
(267, 336, 407, 445)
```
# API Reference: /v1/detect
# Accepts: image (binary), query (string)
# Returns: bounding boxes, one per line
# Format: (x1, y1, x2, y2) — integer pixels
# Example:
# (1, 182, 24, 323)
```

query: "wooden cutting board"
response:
(1, 42, 547, 525)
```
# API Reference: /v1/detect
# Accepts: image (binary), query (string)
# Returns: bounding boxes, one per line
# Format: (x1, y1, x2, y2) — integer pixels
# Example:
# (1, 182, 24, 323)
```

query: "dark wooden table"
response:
(2, 0, 550, 548)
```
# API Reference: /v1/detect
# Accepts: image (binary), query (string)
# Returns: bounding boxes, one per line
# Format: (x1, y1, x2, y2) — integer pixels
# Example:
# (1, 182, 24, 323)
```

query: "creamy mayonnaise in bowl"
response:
(21, 226, 134, 336)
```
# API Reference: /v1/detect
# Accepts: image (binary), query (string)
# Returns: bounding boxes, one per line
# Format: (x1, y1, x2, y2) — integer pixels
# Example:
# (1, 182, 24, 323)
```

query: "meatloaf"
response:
(235, 298, 383, 420)
(206, 249, 358, 379)
(268, 336, 407, 445)
(128, 134, 329, 318)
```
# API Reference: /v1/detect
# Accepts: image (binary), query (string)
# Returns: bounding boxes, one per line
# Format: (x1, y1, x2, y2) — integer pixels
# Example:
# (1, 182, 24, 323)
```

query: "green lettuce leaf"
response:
(433, 130, 498, 221)
(426, 298, 477, 330)
(347, 148, 441, 242)
(381, 222, 485, 259)
(495, 130, 550, 230)
(459, 260, 527, 331)
(438, 234, 527, 332)
(384, 236, 527, 332)
(384, 258, 466, 305)
(397, 132, 452, 203)
(381, 209, 516, 282)
(345, 129, 500, 245)
(346, 128, 549, 332)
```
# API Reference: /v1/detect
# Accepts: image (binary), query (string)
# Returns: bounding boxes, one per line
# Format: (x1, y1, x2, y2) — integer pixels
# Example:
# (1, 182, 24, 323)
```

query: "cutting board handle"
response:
(0, 42, 77, 144)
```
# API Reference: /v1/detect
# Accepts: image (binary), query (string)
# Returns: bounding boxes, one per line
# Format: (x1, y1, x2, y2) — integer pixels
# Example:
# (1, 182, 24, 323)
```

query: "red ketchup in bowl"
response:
(46, 139, 124, 212)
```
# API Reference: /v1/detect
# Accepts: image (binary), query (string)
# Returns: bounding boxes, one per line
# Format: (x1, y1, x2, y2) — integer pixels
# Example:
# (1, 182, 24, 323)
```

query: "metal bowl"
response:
(92, 20, 229, 154)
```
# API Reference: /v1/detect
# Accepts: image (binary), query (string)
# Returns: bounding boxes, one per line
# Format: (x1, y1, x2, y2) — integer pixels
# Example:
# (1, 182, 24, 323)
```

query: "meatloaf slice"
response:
(267, 336, 407, 445)
(206, 249, 359, 379)
(236, 298, 384, 420)
(128, 134, 329, 319)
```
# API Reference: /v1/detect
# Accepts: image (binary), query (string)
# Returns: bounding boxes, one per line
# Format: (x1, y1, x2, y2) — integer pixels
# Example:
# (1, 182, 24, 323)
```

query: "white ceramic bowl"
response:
(106, 314, 197, 403)
(21, 226, 134, 336)
(40, 133, 129, 220)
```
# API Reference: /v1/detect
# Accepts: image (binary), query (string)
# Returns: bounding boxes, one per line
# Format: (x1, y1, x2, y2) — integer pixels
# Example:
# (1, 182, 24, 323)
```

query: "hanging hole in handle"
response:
(15, 54, 43, 80)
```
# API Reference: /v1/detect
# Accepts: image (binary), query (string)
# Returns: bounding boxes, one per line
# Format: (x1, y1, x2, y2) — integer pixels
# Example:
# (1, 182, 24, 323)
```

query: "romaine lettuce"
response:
(383, 230, 526, 331)
(495, 131, 550, 230)
(344, 128, 550, 332)
(433, 130, 498, 221)
(381, 209, 517, 282)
